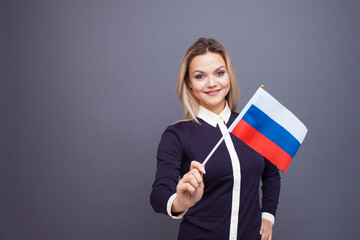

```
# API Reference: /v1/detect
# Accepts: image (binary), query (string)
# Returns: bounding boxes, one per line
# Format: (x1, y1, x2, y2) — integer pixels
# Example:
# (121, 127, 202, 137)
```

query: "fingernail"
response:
(201, 167, 206, 174)
(259, 230, 262, 235)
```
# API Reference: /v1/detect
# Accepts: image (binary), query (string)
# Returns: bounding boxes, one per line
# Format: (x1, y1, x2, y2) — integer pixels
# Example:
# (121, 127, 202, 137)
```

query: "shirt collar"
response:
(197, 102, 231, 128)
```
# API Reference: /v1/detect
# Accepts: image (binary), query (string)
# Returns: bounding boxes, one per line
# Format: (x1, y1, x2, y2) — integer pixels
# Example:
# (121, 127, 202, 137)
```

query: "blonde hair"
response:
(176, 38, 241, 121)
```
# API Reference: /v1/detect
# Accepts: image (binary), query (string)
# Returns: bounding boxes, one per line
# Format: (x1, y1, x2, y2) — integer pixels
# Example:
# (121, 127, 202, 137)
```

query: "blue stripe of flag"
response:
(242, 105, 301, 158)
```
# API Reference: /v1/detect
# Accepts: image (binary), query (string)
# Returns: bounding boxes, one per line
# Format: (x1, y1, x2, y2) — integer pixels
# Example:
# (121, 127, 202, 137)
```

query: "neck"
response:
(201, 102, 226, 115)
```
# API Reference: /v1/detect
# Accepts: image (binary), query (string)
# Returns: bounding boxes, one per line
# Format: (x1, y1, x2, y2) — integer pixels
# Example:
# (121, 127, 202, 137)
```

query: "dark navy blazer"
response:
(150, 111, 280, 240)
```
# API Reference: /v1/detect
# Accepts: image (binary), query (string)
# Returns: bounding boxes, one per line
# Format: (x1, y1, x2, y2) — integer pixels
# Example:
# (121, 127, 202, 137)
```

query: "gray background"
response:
(1, 0, 359, 239)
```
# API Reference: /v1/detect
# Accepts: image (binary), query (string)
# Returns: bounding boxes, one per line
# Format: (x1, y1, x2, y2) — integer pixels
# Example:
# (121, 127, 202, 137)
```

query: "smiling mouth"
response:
(205, 89, 221, 96)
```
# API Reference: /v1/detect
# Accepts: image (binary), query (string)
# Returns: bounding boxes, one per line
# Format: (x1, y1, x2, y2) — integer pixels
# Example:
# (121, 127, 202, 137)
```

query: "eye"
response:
(216, 71, 225, 77)
(195, 74, 205, 79)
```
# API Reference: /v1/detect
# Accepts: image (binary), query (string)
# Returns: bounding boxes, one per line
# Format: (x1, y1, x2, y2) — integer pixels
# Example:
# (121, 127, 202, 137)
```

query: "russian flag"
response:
(228, 87, 308, 172)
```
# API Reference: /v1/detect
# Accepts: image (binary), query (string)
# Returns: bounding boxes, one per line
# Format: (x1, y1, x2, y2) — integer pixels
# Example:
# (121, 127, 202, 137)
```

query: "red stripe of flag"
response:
(231, 120, 292, 172)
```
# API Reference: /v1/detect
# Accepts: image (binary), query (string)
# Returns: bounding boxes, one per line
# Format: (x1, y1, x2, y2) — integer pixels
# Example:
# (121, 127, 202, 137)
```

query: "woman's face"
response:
(188, 52, 231, 115)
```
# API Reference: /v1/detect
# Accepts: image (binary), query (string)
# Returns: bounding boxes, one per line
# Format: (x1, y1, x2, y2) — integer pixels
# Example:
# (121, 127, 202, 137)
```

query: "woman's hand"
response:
(260, 218, 273, 240)
(171, 161, 205, 213)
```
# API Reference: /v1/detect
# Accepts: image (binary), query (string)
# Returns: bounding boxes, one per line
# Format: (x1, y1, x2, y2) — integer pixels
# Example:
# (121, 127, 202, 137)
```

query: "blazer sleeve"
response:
(261, 159, 281, 217)
(150, 126, 183, 215)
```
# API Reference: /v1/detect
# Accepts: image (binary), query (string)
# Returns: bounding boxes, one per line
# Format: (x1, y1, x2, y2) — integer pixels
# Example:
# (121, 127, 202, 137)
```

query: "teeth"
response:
(207, 90, 219, 94)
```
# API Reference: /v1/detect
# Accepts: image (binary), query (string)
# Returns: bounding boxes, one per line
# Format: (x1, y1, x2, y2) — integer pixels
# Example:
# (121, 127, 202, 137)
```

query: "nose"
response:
(207, 75, 217, 88)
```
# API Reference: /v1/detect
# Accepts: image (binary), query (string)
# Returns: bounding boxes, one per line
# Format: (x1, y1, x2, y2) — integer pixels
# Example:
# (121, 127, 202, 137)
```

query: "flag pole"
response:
(202, 85, 265, 167)
(202, 133, 228, 166)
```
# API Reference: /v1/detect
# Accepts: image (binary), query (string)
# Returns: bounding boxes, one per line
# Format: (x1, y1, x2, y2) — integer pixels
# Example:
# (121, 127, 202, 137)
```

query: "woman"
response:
(150, 38, 280, 240)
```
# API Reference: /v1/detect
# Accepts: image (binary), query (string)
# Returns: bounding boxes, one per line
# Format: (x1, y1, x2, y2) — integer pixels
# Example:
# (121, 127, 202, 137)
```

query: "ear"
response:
(187, 78, 192, 89)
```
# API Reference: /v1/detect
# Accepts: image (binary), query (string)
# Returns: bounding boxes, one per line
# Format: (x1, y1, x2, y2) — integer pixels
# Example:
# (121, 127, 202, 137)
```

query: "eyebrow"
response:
(192, 66, 226, 75)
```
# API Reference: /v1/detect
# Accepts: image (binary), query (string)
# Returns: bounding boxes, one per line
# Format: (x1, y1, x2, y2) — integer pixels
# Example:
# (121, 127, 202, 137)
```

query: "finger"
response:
(260, 227, 265, 240)
(178, 181, 196, 194)
(261, 232, 267, 240)
(190, 169, 203, 185)
(185, 183, 196, 194)
(261, 230, 271, 240)
(186, 174, 200, 188)
(178, 172, 200, 193)
(182, 171, 199, 185)
(190, 161, 206, 174)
